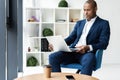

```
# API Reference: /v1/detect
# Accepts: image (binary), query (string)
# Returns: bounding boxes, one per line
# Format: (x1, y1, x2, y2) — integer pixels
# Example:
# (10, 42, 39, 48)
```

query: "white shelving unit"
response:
(23, 7, 83, 70)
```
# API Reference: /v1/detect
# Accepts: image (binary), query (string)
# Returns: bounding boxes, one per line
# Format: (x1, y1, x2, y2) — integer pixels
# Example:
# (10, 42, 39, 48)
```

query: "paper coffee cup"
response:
(43, 65, 52, 78)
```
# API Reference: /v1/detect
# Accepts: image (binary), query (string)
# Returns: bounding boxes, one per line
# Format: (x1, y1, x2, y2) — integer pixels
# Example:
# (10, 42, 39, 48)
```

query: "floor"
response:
(18, 64, 120, 80)
(93, 64, 120, 80)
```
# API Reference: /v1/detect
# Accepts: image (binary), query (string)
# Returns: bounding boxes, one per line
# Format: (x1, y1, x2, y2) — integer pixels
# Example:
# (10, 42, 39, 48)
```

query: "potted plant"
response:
(42, 28, 53, 37)
(58, 0, 68, 7)
(27, 56, 39, 66)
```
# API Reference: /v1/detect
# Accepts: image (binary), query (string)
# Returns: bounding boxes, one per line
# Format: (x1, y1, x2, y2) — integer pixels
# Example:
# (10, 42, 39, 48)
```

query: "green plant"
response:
(43, 28, 53, 37)
(58, 0, 68, 7)
(27, 56, 39, 66)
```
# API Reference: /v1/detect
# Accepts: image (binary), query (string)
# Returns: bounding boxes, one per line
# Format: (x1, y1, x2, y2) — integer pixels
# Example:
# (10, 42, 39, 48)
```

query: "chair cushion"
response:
(61, 63, 82, 69)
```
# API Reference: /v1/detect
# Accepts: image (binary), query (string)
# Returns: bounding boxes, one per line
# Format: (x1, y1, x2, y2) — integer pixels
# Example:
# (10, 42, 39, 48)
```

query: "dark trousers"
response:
(49, 51, 96, 76)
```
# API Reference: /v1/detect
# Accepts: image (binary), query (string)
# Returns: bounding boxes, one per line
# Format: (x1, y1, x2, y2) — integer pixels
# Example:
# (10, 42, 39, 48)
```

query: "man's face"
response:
(83, 3, 97, 21)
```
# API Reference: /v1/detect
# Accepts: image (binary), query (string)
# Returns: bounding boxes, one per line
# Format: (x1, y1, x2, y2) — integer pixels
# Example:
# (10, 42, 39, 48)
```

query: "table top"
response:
(15, 72, 99, 80)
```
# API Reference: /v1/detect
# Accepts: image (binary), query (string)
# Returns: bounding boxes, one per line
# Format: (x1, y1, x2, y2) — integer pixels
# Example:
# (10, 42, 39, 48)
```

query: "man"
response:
(49, 0, 110, 76)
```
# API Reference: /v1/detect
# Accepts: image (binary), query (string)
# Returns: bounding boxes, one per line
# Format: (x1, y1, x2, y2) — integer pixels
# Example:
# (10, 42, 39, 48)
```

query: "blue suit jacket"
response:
(65, 16, 110, 52)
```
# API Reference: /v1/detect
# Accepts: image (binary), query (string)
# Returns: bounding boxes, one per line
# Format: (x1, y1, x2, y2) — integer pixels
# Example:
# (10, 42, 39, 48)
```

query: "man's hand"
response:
(75, 45, 90, 54)
(48, 44, 54, 51)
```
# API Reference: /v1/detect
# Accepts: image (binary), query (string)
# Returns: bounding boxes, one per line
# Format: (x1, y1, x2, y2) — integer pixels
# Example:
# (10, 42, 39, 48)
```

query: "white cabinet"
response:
(23, 7, 83, 70)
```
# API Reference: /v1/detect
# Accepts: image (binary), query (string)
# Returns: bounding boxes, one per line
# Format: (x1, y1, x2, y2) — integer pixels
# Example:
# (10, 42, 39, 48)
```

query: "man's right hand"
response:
(48, 44, 54, 51)
(75, 45, 90, 54)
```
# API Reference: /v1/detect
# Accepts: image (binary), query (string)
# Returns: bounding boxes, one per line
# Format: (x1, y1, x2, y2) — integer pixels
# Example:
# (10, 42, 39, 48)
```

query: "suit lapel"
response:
(74, 20, 86, 46)
(87, 17, 100, 37)
(78, 20, 86, 38)
(79, 20, 86, 34)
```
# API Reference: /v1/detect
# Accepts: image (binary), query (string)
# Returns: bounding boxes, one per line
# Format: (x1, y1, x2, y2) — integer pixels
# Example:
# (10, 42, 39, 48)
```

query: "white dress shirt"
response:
(75, 16, 97, 51)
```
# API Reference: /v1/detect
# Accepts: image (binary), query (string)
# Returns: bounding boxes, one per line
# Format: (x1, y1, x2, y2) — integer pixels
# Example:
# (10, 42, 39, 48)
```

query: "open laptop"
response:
(46, 36, 79, 52)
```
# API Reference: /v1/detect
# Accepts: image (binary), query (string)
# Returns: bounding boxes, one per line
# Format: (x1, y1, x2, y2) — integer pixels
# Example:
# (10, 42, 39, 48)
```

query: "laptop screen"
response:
(46, 36, 71, 52)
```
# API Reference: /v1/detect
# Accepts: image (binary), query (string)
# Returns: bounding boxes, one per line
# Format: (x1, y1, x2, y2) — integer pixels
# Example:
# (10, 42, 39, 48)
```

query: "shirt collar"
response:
(86, 16, 97, 22)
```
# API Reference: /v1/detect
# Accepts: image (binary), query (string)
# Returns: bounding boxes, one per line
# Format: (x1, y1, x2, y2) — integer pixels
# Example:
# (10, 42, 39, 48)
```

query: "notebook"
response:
(46, 36, 79, 52)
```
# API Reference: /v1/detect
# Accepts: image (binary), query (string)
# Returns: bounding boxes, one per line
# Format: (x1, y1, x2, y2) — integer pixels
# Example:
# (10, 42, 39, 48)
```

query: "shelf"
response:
(26, 52, 41, 54)
(69, 9, 81, 22)
(23, 7, 83, 69)
(41, 22, 54, 24)
(55, 22, 68, 24)
(26, 8, 40, 22)
(69, 24, 76, 34)
(41, 23, 54, 37)
(25, 22, 40, 24)
(55, 8, 68, 23)
(69, 22, 76, 24)
(55, 24, 68, 37)
(26, 7, 41, 10)
(25, 24, 39, 37)
(26, 53, 41, 66)
(29, 36, 44, 39)
(41, 53, 50, 65)
(41, 8, 54, 22)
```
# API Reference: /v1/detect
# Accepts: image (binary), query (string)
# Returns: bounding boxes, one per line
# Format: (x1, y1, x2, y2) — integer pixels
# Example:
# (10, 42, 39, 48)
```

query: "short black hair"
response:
(85, 0, 97, 8)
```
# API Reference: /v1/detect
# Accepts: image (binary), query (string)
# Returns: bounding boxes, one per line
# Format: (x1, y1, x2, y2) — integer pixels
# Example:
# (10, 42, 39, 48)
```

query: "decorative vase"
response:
(58, 0, 68, 7)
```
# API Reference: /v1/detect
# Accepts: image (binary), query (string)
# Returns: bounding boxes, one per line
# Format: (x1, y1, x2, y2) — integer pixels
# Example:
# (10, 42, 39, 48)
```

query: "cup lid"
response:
(43, 65, 51, 68)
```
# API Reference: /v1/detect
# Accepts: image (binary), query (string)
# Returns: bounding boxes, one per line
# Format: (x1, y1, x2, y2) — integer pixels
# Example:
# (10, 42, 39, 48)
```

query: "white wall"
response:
(96, 0, 120, 64)
(24, 0, 120, 64)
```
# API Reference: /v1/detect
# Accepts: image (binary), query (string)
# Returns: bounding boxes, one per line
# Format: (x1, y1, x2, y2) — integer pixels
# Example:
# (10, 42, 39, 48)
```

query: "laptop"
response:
(46, 36, 79, 52)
